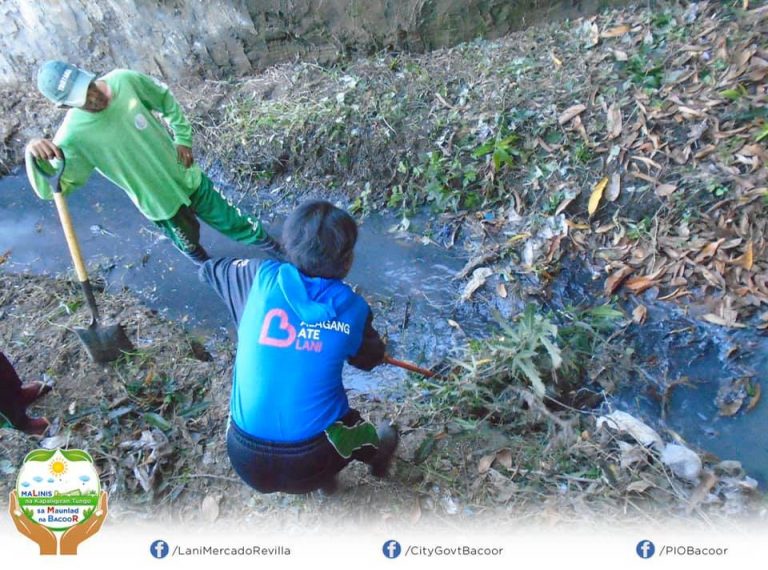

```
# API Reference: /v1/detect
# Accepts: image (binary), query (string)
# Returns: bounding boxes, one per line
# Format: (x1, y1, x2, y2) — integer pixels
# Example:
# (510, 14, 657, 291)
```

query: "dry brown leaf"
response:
(736, 46, 756, 67)
(478, 449, 514, 474)
(460, 267, 493, 302)
(606, 172, 621, 201)
(606, 103, 623, 139)
(555, 193, 578, 216)
(677, 105, 706, 119)
(658, 288, 690, 301)
(655, 183, 677, 197)
(434, 92, 456, 110)
(536, 137, 556, 153)
(604, 265, 634, 295)
(496, 283, 508, 298)
(558, 104, 586, 125)
(694, 144, 717, 159)
(595, 223, 614, 234)
(201, 494, 221, 523)
(618, 442, 647, 468)
(478, 453, 495, 474)
(496, 449, 513, 469)
(702, 313, 746, 328)
(624, 276, 657, 294)
(588, 176, 609, 217)
(695, 239, 725, 263)
(601, 24, 630, 38)
(626, 480, 654, 493)
(410, 499, 423, 524)
(588, 22, 600, 47)
(632, 304, 648, 324)
(721, 238, 743, 250)
(572, 115, 590, 144)
(629, 170, 658, 184)
(738, 143, 765, 159)
(749, 65, 768, 82)
(686, 471, 718, 514)
(631, 155, 663, 170)
(741, 241, 754, 271)
(698, 265, 725, 289)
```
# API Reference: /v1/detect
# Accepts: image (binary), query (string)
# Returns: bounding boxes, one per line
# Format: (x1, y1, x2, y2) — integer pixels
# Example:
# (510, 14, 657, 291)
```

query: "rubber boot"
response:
(369, 422, 399, 478)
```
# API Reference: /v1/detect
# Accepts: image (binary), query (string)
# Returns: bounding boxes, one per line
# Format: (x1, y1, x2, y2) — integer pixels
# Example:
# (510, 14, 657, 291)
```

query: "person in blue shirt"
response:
(200, 200, 398, 493)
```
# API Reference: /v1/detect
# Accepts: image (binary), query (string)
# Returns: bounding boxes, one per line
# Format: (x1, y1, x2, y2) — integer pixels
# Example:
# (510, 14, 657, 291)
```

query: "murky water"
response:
(551, 258, 768, 486)
(0, 168, 477, 392)
(1, 169, 766, 484)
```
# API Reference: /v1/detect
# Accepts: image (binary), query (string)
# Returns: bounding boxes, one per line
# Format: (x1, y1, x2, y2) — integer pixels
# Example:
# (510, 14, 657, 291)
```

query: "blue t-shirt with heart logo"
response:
(200, 258, 377, 442)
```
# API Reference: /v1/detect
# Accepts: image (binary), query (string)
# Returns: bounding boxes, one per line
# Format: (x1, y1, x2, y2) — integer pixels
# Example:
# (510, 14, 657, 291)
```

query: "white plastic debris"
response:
(596, 410, 664, 448)
(661, 443, 702, 482)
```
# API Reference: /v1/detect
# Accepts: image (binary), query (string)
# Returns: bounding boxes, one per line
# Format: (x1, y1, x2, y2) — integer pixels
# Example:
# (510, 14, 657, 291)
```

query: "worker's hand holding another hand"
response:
(176, 144, 194, 168)
(26, 138, 62, 161)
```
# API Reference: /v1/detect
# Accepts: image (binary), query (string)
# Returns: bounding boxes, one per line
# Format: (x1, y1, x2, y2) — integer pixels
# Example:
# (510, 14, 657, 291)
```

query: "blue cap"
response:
(37, 61, 95, 108)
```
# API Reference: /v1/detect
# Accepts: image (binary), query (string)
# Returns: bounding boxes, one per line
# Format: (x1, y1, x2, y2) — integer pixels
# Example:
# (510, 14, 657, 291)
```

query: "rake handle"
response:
(383, 354, 437, 378)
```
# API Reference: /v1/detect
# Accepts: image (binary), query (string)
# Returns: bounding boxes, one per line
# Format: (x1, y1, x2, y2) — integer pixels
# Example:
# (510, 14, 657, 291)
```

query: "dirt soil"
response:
(2, 271, 763, 530)
(0, 272, 427, 529)
(2, 0, 768, 530)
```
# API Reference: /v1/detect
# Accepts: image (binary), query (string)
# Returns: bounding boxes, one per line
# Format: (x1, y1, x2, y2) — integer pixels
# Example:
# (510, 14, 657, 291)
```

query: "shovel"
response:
(44, 156, 134, 362)
(383, 354, 440, 379)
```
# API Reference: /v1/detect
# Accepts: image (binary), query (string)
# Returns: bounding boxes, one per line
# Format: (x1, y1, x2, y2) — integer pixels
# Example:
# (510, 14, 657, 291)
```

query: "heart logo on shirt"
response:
(258, 308, 296, 348)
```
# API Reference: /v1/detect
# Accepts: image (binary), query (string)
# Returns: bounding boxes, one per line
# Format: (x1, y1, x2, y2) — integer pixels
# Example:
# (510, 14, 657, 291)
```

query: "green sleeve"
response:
(130, 71, 193, 147)
(24, 148, 94, 200)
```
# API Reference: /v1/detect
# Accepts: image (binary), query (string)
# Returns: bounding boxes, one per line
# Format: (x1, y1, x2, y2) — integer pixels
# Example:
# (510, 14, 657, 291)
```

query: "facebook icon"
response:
(150, 540, 170, 559)
(636, 540, 655, 559)
(382, 540, 402, 559)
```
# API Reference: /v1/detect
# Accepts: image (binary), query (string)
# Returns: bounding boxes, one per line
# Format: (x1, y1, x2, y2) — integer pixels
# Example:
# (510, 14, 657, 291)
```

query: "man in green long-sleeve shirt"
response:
(25, 60, 281, 264)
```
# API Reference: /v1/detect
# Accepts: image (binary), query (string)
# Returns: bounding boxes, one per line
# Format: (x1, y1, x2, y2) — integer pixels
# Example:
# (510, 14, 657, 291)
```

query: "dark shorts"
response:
(227, 409, 379, 494)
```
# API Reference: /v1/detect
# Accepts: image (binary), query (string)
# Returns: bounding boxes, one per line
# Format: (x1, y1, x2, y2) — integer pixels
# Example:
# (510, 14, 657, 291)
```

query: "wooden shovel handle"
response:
(48, 156, 100, 325)
(52, 192, 89, 283)
(38, 155, 89, 283)
(383, 354, 437, 378)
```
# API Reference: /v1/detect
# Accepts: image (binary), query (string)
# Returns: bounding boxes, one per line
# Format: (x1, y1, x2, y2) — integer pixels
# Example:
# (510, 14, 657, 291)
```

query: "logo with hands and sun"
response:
(9, 449, 107, 555)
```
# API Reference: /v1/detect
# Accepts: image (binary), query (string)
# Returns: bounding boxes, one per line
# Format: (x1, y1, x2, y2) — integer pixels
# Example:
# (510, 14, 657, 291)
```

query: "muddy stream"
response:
(1, 169, 766, 486)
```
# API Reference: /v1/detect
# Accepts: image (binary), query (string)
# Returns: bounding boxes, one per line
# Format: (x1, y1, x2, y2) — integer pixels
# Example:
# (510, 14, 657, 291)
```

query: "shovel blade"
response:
(75, 323, 134, 363)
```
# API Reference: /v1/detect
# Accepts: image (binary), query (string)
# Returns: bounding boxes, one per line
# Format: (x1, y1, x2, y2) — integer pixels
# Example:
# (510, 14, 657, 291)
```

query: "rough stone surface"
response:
(0, 0, 608, 86)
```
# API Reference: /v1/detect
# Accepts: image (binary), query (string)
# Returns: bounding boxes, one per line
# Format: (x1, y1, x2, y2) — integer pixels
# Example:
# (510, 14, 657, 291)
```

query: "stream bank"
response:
(1, 0, 767, 527)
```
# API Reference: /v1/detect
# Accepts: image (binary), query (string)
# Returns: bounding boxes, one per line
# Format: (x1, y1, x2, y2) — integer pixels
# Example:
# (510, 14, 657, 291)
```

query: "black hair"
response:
(282, 200, 358, 279)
